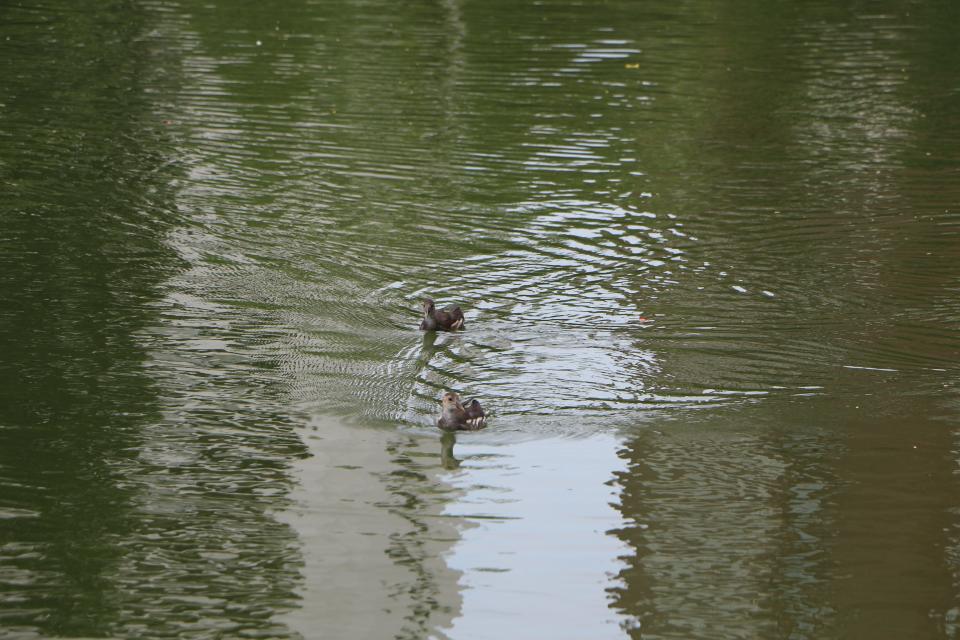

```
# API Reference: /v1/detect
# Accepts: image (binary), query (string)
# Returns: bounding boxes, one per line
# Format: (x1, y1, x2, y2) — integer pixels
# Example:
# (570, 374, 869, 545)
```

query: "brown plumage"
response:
(436, 391, 487, 431)
(419, 298, 465, 331)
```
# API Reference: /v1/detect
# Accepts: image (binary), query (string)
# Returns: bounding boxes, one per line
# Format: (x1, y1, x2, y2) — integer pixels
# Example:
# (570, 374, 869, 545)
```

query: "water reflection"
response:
(441, 431, 461, 470)
(3, 0, 960, 637)
(602, 1, 960, 636)
(282, 417, 464, 639)
(440, 434, 630, 639)
(0, 1, 181, 636)
(611, 406, 842, 638)
(1, 1, 305, 637)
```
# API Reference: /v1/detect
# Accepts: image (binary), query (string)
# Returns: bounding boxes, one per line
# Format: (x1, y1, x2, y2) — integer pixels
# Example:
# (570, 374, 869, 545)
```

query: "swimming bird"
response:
(437, 391, 487, 431)
(419, 298, 465, 331)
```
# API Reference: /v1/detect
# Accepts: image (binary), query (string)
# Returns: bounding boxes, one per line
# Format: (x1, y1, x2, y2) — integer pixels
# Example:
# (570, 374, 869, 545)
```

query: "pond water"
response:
(2, 0, 960, 638)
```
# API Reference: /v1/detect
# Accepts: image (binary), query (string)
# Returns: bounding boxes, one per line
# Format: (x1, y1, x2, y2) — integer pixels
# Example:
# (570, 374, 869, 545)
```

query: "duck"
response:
(419, 298, 465, 331)
(437, 391, 487, 431)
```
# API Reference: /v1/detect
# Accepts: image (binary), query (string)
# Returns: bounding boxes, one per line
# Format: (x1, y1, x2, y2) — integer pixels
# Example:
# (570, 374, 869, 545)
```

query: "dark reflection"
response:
(440, 431, 461, 470)
(610, 406, 843, 638)
(0, 1, 306, 637)
(417, 329, 443, 384)
(831, 397, 956, 638)
(607, 0, 960, 636)
(611, 395, 959, 639)
(763, 426, 839, 639)
(0, 1, 182, 636)
(420, 330, 440, 353)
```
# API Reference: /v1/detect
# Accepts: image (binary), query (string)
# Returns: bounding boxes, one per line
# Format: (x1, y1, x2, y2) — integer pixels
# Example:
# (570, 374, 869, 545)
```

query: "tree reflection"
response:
(0, 1, 182, 635)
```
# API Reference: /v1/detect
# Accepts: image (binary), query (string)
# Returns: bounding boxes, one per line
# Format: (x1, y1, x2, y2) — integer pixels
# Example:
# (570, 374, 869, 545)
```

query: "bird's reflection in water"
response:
(418, 329, 440, 364)
(440, 431, 461, 470)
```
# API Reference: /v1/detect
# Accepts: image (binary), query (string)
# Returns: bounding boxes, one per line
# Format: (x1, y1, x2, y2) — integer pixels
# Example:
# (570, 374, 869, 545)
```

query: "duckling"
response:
(420, 298, 465, 331)
(437, 391, 487, 431)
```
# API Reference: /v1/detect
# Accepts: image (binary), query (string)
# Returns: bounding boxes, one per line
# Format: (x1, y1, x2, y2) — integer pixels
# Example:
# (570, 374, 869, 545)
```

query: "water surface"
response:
(2, 0, 960, 638)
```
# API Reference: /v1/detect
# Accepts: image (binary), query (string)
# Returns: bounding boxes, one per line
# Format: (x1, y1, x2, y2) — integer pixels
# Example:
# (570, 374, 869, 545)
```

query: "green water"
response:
(2, 0, 960, 638)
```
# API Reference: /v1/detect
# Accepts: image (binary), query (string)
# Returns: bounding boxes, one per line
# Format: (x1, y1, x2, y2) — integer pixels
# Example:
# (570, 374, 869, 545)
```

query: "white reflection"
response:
(439, 433, 630, 639)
